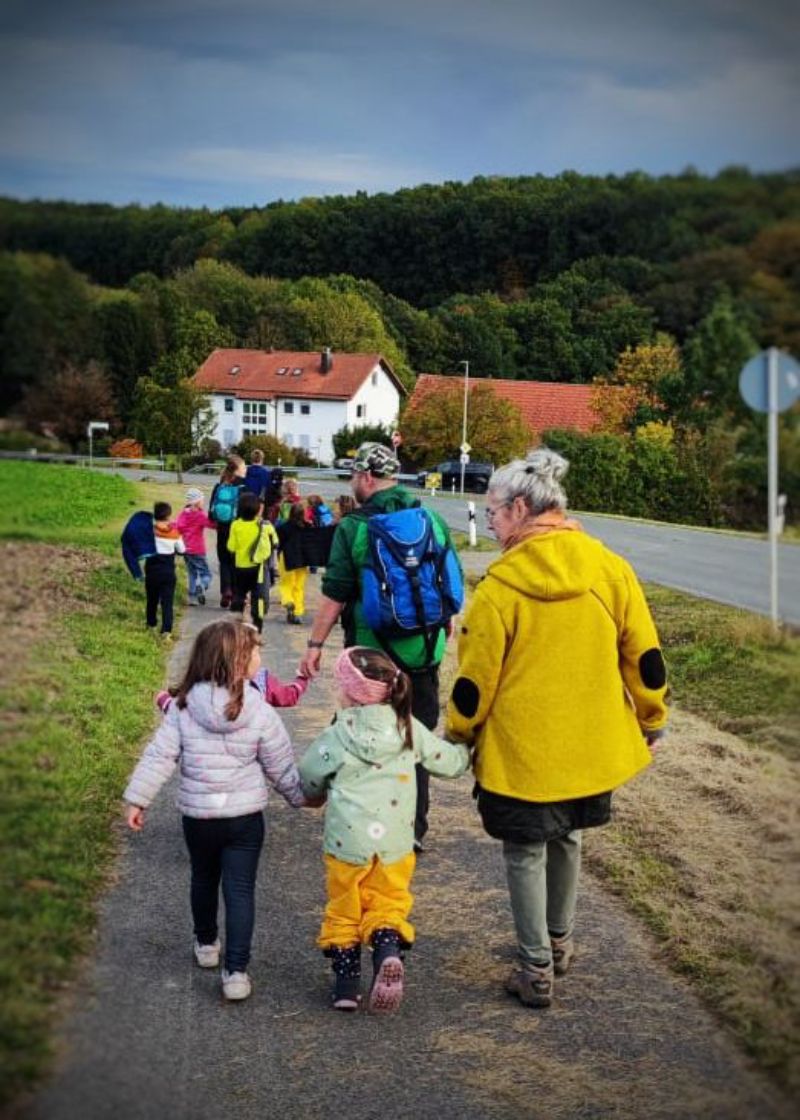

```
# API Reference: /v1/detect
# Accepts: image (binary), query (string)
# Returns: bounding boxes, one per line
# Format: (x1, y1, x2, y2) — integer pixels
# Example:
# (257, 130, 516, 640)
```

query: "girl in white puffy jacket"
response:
(123, 619, 312, 1002)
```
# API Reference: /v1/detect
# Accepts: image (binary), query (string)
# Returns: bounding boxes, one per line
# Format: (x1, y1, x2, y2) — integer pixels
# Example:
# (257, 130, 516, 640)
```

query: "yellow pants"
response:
(277, 556, 308, 616)
(318, 853, 416, 949)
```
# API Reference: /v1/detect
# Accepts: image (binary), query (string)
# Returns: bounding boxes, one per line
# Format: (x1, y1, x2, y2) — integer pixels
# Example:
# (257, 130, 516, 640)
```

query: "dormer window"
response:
(276, 367, 288, 376)
(229, 365, 241, 376)
(291, 368, 302, 377)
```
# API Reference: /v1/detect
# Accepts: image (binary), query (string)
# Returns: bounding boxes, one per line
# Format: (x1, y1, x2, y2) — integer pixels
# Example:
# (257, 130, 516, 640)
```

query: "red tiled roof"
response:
(192, 349, 405, 400)
(410, 374, 619, 434)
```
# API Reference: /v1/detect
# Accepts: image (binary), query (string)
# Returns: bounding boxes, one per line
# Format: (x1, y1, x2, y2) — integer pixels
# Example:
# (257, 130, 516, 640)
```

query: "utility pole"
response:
(458, 359, 470, 495)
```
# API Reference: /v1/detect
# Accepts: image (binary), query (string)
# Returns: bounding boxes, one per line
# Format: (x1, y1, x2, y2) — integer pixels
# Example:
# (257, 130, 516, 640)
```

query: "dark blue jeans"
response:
(182, 812, 265, 973)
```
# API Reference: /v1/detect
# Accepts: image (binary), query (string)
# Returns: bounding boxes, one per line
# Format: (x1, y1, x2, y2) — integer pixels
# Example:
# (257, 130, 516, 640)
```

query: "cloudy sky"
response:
(0, 0, 797, 208)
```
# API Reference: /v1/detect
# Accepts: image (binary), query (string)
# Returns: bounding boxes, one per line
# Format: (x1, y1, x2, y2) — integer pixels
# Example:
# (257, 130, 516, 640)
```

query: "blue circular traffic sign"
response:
(739, 349, 800, 413)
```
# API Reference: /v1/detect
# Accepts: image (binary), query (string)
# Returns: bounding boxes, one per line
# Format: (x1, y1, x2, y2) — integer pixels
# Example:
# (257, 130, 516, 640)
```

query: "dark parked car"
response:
(417, 460, 494, 493)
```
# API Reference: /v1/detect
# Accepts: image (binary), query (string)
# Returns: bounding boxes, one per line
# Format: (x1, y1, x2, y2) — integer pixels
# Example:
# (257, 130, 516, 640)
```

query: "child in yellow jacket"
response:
(227, 492, 278, 632)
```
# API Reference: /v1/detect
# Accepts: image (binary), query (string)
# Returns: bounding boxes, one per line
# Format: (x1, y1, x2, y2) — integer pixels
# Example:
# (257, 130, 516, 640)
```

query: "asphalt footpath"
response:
(19, 552, 792, 1120)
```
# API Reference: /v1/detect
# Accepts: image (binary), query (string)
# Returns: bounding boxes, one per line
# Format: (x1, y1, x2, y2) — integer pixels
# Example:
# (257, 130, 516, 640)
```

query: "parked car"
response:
(417, 460, 494, 493)
(334, 456, 355, 477)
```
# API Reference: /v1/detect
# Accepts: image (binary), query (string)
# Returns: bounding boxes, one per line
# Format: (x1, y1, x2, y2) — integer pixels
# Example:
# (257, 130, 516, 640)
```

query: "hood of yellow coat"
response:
(487, 528, 607, 601)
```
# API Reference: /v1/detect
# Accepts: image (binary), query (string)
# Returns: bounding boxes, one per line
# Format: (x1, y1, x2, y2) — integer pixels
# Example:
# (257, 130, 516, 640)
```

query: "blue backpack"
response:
(361, 507, 464, 668)
(209, 482, 240, 524)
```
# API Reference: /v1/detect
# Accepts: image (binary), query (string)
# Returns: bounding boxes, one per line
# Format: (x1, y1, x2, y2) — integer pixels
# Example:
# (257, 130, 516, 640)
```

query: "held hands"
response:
(298, 646, 323, 679)
(126, 804, 146, 831)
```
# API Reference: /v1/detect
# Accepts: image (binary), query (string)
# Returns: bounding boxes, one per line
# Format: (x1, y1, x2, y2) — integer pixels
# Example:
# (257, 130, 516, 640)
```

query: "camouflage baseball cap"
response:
(351, 441, 400, 477)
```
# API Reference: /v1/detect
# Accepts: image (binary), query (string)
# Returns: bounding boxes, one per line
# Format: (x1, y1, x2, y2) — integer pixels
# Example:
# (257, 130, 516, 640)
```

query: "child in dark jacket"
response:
(276, 502, 311, 624)
(121, 502, 185, 640)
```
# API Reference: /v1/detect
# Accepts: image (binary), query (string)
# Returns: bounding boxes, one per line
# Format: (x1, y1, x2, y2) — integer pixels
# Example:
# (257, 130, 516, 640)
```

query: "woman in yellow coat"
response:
(446, 448, 668, 1009)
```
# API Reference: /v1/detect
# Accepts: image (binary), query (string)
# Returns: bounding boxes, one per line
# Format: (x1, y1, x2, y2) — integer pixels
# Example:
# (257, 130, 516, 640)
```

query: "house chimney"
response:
(321, 347, 333, 374)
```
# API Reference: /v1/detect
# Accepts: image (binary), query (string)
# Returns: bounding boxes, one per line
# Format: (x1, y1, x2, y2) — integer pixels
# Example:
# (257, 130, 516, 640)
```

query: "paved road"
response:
(22, 555, 792, 1120)
(91, 464, 800, 623)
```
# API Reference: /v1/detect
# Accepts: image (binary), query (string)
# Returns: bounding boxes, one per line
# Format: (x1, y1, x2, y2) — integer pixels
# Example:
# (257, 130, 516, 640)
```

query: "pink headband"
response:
(334, 647, 395, 705)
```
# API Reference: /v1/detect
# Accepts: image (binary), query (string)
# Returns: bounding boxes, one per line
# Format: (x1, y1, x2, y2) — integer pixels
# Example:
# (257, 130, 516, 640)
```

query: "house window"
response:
(284, 433, 294, 447)
(299, 434, 311, 450)
(300, 403, 310, 415)
(241, 401, 270, 434)
(284, 402, 294, 414)
(356, 404, 366, 418)
(371, 371, 378, 386)
(224, 398, 234, 413)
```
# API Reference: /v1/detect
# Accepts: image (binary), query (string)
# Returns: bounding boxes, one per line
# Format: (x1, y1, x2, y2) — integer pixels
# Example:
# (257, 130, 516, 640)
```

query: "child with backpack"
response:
(298, 646, 471, 1013)
(176, 487, 215, 605)
(124, 619, 312, 1002)
(227, 491, 278, 633)
(276, 502, 311, 624)
(210, 456, 247, 608)
(121, 500, 186, 641)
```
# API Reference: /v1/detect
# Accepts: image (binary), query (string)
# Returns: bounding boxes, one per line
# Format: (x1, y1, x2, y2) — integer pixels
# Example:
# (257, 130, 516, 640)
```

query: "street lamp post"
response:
(458, 360, 470, 495)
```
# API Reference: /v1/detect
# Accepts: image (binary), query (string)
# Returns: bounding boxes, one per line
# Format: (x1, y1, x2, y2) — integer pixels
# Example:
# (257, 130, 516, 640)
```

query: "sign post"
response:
(467, 500, 477, 548)
(739, 347, 800, 628)
(87, 420, 110, 468)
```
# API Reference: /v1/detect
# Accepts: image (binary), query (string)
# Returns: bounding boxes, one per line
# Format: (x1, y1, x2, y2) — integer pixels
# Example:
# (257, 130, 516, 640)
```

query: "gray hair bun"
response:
(525, 448, 569, 483)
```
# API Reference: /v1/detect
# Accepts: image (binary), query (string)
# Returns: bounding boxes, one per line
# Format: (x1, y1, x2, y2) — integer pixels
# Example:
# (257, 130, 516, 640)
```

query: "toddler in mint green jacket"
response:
(299, 646, 470, 1014)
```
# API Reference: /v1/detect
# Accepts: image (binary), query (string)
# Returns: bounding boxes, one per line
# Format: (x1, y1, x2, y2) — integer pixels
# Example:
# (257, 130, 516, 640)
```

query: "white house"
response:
(192, 347, 405, 462)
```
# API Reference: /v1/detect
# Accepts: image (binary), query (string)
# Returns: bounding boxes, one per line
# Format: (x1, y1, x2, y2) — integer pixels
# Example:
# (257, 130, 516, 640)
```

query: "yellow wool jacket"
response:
(446, 527, 668, 803)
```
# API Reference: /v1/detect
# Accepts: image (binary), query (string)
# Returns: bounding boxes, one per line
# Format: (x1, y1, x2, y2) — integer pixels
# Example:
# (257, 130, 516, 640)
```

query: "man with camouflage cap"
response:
(300, 441, 459, 848)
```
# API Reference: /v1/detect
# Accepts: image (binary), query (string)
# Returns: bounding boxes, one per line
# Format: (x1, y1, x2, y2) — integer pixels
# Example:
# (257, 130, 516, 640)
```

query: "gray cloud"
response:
(0, 0, 796, 206)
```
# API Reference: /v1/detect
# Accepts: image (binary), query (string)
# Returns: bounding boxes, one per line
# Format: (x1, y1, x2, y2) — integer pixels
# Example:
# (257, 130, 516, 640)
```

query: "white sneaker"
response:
(193, 938, 221, 968)
(221, 969, 252, 1001)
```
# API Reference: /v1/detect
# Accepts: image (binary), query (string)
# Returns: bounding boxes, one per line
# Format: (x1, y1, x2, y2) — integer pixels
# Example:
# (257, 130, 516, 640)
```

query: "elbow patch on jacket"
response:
(452, 676, 480, 718)
(639, 648, 666, 690)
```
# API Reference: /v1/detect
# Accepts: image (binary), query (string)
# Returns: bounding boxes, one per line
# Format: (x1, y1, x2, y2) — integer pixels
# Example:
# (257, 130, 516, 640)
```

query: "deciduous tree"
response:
(400, 381, 531, 465)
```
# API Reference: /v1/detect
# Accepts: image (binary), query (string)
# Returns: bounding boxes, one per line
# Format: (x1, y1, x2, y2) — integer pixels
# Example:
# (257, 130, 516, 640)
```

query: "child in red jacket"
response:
(176, 487, 215, 605)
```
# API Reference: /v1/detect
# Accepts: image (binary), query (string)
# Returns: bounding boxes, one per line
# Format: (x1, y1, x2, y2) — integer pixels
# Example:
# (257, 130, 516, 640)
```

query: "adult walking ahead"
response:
(210, 455, 247, 608)
(446, 448, 668, 1009)
(299, 442, 459, 849)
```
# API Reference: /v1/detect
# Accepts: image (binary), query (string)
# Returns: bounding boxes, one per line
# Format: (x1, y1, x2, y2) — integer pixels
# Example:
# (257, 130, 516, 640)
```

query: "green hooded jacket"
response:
(299, 704, 470, 865)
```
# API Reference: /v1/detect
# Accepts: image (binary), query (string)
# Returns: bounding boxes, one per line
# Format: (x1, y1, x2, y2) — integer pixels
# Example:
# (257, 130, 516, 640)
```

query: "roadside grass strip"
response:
(0, 463, 167, 1105)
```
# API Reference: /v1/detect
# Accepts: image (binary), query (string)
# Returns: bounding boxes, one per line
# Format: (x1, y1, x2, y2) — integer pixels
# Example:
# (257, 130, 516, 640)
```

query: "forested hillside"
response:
(1, 169, 798, 527)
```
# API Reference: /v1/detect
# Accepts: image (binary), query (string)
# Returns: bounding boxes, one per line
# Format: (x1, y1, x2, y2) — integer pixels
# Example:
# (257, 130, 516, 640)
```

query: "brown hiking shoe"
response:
(551, 932, 575, 976)
(505, 964, 554, 1008)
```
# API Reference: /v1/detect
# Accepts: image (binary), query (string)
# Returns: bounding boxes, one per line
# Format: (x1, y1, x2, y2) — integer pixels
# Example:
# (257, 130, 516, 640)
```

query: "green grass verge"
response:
(0, 462, 168, 1105)
(451, 531, 500, 553)
(645, 584, 800, 760)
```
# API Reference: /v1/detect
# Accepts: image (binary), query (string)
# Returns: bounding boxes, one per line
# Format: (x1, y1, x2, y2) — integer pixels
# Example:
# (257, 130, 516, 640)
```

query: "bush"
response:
(332, 423, 392, 459)
(0, 429, 69, 453)
(542, 428, 725, 525)
(109, 437, 143, 459)
(231, 433, 296, 465)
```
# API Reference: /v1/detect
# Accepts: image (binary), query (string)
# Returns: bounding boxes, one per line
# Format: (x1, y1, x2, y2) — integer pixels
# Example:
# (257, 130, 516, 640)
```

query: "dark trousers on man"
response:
(144, 555, 176, 634)
(409, 665, 440, 843)
(182, 811, 265, 974)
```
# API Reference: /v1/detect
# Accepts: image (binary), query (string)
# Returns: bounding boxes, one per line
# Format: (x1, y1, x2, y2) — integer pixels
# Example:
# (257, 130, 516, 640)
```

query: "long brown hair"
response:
(172, 620, 259, 721)
(348, 647, 414, 750)
(221, 454, 245, 484)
